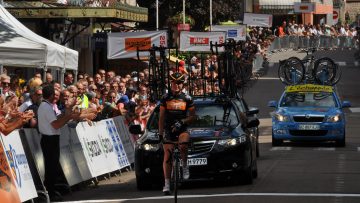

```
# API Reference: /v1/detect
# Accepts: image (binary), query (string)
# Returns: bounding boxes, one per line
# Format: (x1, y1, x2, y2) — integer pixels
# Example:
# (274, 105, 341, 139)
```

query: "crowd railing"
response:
(0, 115, 135, 203)
(268, 35, 359, 52)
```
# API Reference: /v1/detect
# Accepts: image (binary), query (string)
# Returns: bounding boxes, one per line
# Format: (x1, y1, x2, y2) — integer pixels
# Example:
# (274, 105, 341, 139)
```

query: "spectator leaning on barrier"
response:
(37, 85, 81, 201)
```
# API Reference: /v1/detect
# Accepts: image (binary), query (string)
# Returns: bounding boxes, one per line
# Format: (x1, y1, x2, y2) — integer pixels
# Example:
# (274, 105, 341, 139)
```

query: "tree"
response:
(137, 0, 243, 31)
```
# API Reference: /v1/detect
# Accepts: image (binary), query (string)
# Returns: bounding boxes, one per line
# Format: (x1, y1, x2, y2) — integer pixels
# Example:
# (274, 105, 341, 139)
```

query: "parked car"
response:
(268, 84, 351, 146)
(130, 96, 260, 190)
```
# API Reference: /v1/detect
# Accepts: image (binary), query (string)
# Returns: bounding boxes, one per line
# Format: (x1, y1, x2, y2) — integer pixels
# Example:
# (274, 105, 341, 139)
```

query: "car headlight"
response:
(218, 135, 247, 147)
(326, 114, 341, 123)
(142, 143, 160, 151)
(274, 114, 290, 122)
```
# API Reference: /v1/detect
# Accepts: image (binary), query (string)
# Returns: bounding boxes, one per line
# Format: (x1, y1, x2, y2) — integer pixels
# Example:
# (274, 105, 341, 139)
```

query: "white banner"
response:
(243, 13, 273, 27)
(180, 31, 226, 52)
(212, 25, 247, 41)
(105, 119, 130, 169)
(76, 122, 120, 177)
(1, 131, 37, 202)
(107, 31, 168, 59)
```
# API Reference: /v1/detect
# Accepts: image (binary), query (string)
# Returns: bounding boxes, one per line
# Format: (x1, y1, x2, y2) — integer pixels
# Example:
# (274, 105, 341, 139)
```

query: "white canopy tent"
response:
(0, 5, 78, 71)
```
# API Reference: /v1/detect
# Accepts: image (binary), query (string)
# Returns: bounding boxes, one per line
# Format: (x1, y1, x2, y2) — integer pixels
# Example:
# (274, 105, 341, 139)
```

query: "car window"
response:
(190, 104, 239, 128)
(147, 103, 239, 131)
(234, 100, 246, 112)
(280, 92, 337, 107)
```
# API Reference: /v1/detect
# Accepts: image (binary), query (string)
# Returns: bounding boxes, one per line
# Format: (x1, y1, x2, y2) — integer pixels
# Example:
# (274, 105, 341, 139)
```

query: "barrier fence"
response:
(0, 116, 134, 203)
(268, 35, 359, 51)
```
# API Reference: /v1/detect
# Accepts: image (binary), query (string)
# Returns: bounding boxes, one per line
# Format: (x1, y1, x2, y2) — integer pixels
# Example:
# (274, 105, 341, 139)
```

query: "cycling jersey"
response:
(160, 92, 194, 140)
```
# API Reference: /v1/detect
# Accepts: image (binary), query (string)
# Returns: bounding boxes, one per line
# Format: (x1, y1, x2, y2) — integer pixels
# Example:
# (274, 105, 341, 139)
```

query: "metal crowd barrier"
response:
(268, 35, 359, 52)
(0, 115, 135, 203)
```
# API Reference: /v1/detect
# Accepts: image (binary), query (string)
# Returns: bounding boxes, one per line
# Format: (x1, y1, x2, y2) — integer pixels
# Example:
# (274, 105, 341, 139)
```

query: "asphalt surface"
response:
(53, 49, 360, 203)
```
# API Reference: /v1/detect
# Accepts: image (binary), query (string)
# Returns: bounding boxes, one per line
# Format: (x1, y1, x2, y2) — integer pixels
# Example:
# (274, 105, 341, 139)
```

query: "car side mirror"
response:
(129, 124, 143, 134)
(341, 101, 351, 108)
(246, 118, 260, 128)
(246, 107, 259, 116)
(268, 100, 278, 108)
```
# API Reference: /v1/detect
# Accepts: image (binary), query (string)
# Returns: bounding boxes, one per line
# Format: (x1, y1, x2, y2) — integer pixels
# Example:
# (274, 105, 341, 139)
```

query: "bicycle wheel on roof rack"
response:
(278, 57, 305, 85)
(314, 57, 337, 85)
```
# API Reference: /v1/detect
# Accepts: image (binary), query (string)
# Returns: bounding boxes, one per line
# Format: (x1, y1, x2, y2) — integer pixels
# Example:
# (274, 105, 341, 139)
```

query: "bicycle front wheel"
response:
(314, 57, 337, 85)
(278, 57, 305, 85)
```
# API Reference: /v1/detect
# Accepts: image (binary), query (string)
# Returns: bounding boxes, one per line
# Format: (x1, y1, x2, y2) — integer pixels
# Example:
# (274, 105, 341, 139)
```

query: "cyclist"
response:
(158, 72, 196, 195)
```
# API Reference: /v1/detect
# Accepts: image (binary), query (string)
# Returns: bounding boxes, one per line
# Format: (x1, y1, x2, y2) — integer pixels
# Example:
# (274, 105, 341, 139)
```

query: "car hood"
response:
(188, 127, 232, 139)
(277, 107, 341, 116)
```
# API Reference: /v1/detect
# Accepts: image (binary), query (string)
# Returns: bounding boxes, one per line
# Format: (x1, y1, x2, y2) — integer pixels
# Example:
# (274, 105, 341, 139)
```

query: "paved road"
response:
(58, 49, 360, 203)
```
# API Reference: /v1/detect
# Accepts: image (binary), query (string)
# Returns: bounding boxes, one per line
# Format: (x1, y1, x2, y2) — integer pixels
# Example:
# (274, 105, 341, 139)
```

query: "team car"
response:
(129, 96, 260, 190)
(268, 84, 351, 146)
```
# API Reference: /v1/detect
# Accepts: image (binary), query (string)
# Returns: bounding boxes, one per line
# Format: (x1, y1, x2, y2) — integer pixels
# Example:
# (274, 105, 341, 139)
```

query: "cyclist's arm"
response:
(182, 106, 196, 125)
(158, 106, 166, 138)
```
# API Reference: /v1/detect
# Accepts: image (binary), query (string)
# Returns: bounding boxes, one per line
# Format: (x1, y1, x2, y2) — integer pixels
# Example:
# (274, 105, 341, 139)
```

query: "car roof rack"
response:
(137, 39, 253, 101)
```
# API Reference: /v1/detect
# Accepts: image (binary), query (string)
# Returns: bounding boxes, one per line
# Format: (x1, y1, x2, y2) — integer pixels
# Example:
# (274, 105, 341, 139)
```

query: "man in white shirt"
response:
(37, 85, 80, 201)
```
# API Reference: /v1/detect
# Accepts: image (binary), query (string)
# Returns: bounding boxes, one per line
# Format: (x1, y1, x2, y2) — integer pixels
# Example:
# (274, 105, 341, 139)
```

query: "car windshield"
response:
(147, 103, 239, 131)
(280, 92, 337, 107)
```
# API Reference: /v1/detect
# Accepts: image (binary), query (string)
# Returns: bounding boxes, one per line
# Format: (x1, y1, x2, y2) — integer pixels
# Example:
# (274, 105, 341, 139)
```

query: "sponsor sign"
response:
(212, 25, 246, 41)
(333, 9, 340, 25)
(0, 136, 21, 203)
(180, 31, 226, 52)
(177, 23, 190, 31)
(105, 120, 130, 169)
(76, 122, 120, 177)
(1, 131, 36, 202)
(285, 84, 333, 93)
(107, 31, 167, 59)
(243, 13, 273, 27)
(294, 3, 315, 13)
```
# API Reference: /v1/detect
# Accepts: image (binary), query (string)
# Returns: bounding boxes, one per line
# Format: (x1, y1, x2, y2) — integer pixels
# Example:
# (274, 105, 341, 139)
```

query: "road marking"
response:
(336, 62, 346, 66)
(357, 147, 360, 152)
(349, 107, 360, 113)
(268, 62, 275, 67)
(61, 192, 360, 202)
(259, 118, 272, 127)
(270, 147, 292, 151)
(313, 147, 336, 151)
(258, 77, 279, 80)
(355, 61, 359, 66)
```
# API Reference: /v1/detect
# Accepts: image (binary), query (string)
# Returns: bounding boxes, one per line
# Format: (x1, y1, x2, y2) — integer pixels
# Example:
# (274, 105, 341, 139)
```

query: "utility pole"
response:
(183, 0, 185, 24)
(156, 0, 159, 30)
(210, 0, 213, 31)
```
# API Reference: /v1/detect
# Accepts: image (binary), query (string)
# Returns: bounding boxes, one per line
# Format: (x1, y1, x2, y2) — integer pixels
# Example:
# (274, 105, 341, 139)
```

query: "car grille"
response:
(293, 116, 324, 122)
(289, 130, 328, 136)
(189, 140, 215, 155)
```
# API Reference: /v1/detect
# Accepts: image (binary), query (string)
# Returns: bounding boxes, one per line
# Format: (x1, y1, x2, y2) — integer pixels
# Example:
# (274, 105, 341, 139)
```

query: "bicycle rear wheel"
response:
(314, 57, 337, 85)
(278, 57, 305, 85)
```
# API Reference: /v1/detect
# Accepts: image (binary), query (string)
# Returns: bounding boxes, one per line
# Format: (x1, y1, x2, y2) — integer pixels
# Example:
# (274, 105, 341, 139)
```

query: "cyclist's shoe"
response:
(162, 183, 171, 195)
(183, 166, 190, 180)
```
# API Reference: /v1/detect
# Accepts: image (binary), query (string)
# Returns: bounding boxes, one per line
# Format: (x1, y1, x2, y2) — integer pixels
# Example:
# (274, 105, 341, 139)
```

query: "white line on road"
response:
(270, 147, 292, 151)
(258, 77, 279, 80)
(60, 192, 360, 202)
(357, 147, 360, 152)
(313, 147, 336, 151)
(349, 107, 360, 113)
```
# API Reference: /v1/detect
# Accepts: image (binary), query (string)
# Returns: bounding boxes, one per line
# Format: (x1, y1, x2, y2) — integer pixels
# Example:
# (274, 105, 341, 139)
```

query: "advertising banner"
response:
(112, 116, 135, 164)
(59, 127, 85, 186)
(107, 31, 168, 59)
(1, 131, 37, 202)
(105, 119, 131, 169)
(243, 13, 273, 27)
(212, 25, 247, 41)
(180, 31, 226, 52)
(76, 122, 120, 177)
(0, 135, 21, 203)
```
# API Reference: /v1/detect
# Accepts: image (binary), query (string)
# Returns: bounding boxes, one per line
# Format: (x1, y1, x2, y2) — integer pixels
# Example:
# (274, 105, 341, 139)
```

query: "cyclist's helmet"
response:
(170, 72, 185, 84)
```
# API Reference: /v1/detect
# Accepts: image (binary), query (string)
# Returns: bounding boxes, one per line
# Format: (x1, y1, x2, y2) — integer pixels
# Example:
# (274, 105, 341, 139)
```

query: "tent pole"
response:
(0, 65, 3, 74)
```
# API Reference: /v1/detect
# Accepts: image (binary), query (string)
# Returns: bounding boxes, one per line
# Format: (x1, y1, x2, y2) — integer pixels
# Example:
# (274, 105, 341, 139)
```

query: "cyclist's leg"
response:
(179, 131, 190, 179)
(178, 131, 190, 164)
(162, 132, 175, 193)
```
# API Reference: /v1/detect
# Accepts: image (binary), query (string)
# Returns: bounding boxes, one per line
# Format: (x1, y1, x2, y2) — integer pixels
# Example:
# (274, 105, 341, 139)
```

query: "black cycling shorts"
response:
(164, 127, 187, 141)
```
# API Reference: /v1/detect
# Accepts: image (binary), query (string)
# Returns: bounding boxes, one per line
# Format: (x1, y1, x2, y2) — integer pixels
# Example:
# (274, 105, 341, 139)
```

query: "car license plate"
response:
(187, 158, 207, 166)
(298, 124, 320, 130)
